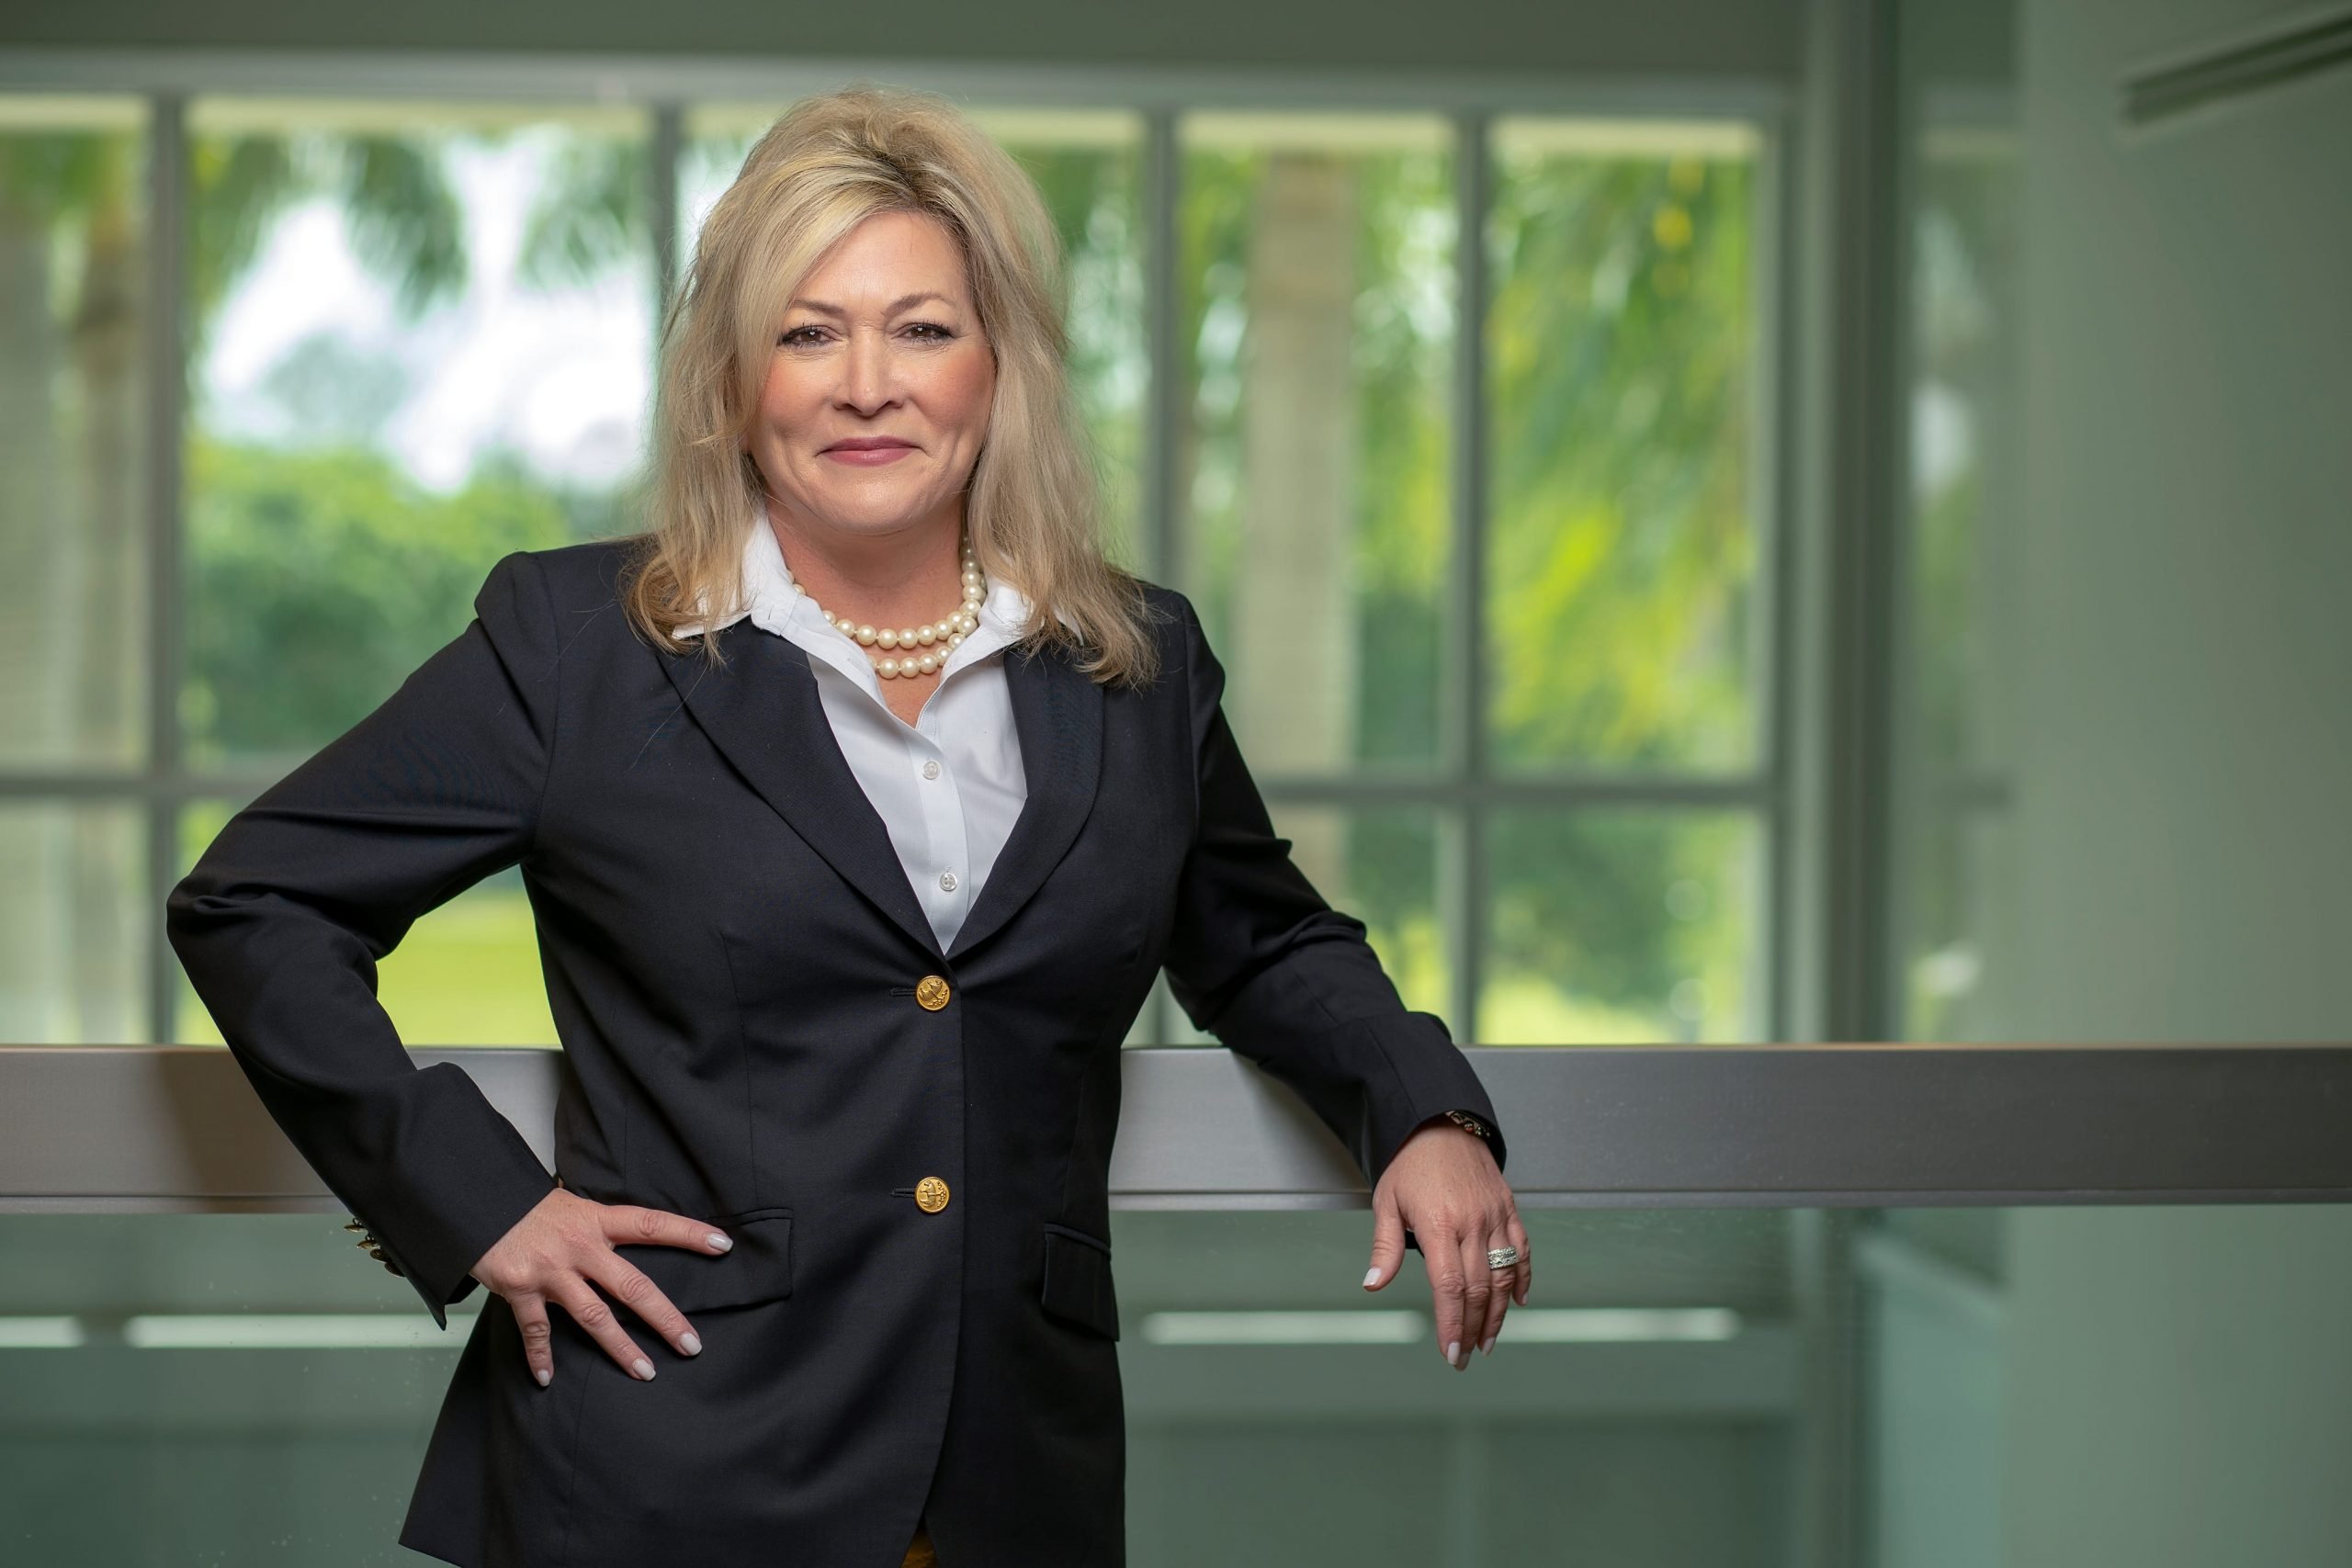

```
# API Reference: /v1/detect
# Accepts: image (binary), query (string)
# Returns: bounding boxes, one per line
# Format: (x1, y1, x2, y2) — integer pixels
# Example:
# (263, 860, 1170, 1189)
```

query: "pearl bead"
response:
(797, 529, 984, 679)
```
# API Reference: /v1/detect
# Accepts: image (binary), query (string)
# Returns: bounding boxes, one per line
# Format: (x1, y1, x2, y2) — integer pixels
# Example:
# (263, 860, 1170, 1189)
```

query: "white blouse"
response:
(675, 515, 1069, 953)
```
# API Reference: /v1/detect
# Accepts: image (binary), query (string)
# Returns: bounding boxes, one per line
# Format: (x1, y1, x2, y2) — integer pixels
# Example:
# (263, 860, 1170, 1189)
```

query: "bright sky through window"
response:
(199, 131, 652, 492)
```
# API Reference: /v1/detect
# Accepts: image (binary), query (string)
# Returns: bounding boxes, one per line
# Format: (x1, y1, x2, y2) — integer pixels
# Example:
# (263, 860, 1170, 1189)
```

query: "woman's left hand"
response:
(1363, 1115, 1529, 1371)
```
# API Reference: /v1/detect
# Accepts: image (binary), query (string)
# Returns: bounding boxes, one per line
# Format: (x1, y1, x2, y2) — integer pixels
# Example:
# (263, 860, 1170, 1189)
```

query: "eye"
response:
(904, 321, 955, 342)
(777, 325, 827, 347)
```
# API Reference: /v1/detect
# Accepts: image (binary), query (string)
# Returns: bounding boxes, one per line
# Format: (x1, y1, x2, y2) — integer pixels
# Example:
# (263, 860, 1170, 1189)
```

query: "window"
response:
(1895, 111, 2019, 1043)
(1481, 118, 1765, 1046)
(0, 94, 153, 1045)
(0, 76, 1778, 1050)
(1151, 112, 1770, 1047)
(172, 98, 658, 1044)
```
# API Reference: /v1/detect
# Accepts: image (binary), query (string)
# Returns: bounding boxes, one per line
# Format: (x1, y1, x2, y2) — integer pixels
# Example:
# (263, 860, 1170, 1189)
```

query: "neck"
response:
(763, 499, 972, 628)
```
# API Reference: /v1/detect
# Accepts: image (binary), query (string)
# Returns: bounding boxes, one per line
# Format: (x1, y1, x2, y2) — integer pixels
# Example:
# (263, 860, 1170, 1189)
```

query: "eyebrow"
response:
(785, 290, 956, 318)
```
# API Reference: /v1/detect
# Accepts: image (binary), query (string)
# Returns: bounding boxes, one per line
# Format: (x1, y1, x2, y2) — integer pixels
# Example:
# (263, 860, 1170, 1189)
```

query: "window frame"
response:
(0, 51, 1858, 1051)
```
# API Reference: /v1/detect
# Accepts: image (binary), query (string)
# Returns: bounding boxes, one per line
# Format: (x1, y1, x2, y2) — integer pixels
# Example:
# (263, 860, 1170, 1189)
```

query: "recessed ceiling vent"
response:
(2119, 5, 2352, 130)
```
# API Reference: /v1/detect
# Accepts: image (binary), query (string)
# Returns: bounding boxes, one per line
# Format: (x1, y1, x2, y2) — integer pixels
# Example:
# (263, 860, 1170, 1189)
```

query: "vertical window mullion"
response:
(1450, 109, 1492, 1043)
(144, 89, 189, 1046)
(1143, 104, 1182, 1044)
(1141, 105, 1182, 593)
(1756, 111, 1799, 1046)
(650, 103, 683, 325)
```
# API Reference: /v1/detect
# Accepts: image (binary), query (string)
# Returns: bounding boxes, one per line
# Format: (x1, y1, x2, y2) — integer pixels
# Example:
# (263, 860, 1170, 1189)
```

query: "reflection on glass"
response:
(1181, 112, 1454, 774)
(12, 1204, 2350, 1564)
(0, 803, 144, 1044)
(682, 105, 1146, 566)
(1270, 805, 1447, 1019)
(173, 799, 554, 1047)
(1480, 808, 1758, 1043)
(0, 96, 150, 773)
(182, 100, 653, 767)
(1898, 115, 2019, 1043)
(1486, 118, 1759, 774)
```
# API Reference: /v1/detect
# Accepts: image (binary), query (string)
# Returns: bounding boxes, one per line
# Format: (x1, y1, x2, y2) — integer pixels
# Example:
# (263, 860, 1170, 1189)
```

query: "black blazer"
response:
(166, 536, 1508, 1568)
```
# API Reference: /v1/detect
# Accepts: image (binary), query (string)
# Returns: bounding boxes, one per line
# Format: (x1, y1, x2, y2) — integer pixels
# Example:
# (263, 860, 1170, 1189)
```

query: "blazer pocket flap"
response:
(613, 1208, 794, 1314)
(1040, 1222, 1120, 1341)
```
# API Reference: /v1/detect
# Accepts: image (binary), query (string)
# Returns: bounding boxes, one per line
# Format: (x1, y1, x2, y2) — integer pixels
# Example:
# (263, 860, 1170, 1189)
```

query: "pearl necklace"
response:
(793, 534, 987, 681)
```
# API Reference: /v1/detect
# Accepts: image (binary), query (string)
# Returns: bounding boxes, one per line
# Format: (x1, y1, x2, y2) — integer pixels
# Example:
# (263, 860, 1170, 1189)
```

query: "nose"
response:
(836, 329, 899, 417)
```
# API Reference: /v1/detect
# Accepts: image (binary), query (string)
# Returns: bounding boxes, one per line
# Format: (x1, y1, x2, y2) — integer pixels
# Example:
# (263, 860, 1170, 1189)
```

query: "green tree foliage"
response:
(1179, 140, 1452, 769)
(1479, 149, 1758, 1039)
(183, 438, 569, 761)
(1176, 134, 1760, 1039)
(182, 122, 639, 761)
(188, 130, 473, 387)
(1003, 141, 1147, 564)
(1486, 150, 1754, 773)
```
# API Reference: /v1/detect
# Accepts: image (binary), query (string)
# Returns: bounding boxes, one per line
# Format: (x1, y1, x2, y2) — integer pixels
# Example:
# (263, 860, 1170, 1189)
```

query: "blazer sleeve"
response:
(1158, 592, 1509, 1193)
(164, 549, 563, 1328)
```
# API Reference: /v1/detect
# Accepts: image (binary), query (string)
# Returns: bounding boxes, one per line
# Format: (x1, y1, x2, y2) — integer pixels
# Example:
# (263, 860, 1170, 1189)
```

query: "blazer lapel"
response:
(660, 624, 942, 957)
(946, 636, 1102, 962)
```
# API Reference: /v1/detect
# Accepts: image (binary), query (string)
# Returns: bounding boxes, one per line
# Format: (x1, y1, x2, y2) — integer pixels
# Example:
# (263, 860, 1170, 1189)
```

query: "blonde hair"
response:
(617, 83, 1162, 689)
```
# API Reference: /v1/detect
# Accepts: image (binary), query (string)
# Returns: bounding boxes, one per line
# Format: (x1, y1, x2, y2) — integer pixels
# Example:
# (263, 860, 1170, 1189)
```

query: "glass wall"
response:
(0, 96, 151, 1045)
(1160, 110, 1770, 1048)
(1170, 110, 1458, 1031)
(169, 99, 657, 1046)
(1891, 9, 2021, 1046)
(8, 1201, 2349, 1564)
(0, 82, 1776, 1053)
(1478, 118, 1763, 1044)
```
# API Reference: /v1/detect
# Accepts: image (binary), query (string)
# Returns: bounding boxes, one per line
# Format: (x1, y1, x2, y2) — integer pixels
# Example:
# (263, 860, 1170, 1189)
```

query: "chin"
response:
(809, 499, 943, 535)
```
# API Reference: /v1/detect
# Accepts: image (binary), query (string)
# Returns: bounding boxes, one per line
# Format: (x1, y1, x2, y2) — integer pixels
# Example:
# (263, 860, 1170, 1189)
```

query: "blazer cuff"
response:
(1351, 1010, 1509, 1190)
(353, 1064, 559, 1329)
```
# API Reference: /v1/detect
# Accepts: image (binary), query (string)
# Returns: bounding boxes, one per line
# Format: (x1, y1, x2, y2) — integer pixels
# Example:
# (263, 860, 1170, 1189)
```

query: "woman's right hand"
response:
(468, 1182, 734, 1388)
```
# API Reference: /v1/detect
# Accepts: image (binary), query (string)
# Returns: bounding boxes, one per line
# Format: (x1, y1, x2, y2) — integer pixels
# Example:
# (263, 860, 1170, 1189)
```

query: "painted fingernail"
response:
(534, 1367, 551, 1387)
(707, 1233, 732, 1251)
(680, 1333, 702, 1356)
(632, 1358, 654, 1380)
(1445, 1340, 1461, 1368)
(1481, 1334, 1497, 1356)
(1363, 1267, 1382, 1287)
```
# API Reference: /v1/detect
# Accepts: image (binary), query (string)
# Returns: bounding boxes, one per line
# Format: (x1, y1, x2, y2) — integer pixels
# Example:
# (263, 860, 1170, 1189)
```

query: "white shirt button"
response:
(922, 760, 941, 780)
(939, 871, 958, 892)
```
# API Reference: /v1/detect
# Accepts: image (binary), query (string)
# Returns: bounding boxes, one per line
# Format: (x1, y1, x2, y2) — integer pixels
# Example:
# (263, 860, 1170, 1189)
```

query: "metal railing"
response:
(6, 1043, 2348, 1212)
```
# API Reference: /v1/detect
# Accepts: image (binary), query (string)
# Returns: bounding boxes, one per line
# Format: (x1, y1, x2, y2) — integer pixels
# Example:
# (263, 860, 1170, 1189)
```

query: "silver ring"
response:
(1487, 1246, 1521, 1269)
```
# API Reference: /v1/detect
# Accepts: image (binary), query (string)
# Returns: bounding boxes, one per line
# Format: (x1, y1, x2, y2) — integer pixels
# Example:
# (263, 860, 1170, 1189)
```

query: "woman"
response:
(167, 85, 1528, 1568)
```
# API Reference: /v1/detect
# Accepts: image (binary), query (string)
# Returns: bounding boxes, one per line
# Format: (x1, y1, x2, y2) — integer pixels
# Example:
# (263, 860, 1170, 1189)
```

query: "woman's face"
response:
(743, 209, 997, 546)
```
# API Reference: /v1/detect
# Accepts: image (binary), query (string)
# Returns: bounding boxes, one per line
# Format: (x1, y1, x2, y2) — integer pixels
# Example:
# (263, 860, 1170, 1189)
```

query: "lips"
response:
(824, 438, 916, 453)
(823, 440, 916, 467)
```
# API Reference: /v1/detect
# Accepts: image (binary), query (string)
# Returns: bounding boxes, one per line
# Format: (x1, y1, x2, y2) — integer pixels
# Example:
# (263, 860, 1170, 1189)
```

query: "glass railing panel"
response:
(6, 1202, 2349, 1565)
